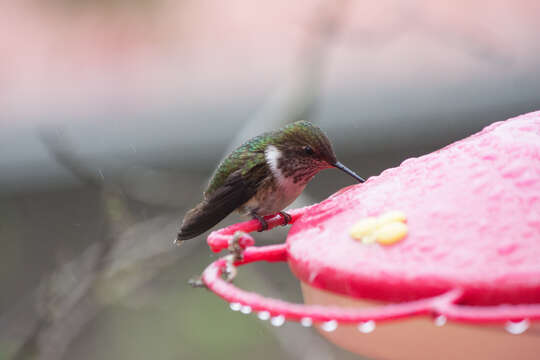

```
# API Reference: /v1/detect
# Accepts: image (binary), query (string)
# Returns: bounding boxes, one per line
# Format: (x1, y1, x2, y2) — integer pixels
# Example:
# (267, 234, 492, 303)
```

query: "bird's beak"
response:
(333, 161, 366, 183)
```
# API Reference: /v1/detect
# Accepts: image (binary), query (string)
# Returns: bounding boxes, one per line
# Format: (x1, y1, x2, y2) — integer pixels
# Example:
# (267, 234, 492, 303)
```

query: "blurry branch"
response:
(7, 129, 125, 360)
(3, 130, 193, 360)
(221, 1, 352, 218)
(119, 166, 204, 208)
(226, 2, 350, 359)
(37, 128, 106, 188)
(224, 2, 348, 153)
(39, 128, 202, 209)
(342, 2, 511, 66)
(4, 1, 349, 359)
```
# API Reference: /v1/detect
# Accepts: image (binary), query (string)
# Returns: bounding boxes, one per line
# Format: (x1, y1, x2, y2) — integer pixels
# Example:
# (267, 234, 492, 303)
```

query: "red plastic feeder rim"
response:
(199, 112, 540, 332)
(201, 212, 540, 329)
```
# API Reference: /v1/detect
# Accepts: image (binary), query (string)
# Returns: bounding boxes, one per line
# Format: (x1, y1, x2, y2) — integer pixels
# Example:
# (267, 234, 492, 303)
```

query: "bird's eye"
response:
(303, 145, 314, 155)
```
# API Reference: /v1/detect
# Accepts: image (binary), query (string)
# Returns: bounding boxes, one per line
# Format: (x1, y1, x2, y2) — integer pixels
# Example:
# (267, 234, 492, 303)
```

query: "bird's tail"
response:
(176, 200, 231, 241)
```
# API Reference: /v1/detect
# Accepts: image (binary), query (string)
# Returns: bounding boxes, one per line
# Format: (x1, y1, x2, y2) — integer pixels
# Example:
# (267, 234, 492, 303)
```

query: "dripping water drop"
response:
(434, 315, 447, 327)
(270, 315, 286, 327)
(321, 320, 338, 332)
(505, 319, 530, 335)
(229, 302, 242, 311)
(300, 317, 313, 327)
(257, 311, 271, 321)
(358, 320, 376, 333)
(240, 305, 252, 314)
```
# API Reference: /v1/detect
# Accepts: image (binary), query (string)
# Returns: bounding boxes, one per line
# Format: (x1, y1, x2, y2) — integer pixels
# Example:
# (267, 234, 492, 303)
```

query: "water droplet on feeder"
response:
(321, 320, 338, 332)
(358, 320, 376, 333)
(300, 317, 313, 327)
(240, 305, 252, 314)
(434, 315, 447, 327)
(257, 311, 271, 320)
(229, 302, 242, 311)
(505, 319, 530, 335)
(308, 271, 318, 283)
(270, 315, 286, 327)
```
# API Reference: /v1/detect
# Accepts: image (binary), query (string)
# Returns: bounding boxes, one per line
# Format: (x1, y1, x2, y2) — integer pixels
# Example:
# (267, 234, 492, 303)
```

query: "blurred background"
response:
(1, 1, 539, 359)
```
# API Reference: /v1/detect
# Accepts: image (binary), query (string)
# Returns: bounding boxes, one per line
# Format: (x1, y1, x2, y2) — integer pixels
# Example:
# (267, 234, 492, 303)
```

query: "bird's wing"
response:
(177, 162, 270, 240)
(205, 141, 268, 197)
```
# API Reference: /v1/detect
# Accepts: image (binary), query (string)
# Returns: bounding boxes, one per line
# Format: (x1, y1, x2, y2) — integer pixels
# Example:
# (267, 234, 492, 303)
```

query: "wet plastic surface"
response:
(287, 111, 540, 305)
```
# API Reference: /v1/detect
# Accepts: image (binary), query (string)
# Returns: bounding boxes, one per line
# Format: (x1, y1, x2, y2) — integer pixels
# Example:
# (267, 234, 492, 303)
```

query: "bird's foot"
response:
(279, 211, 292, 226)
(252, 213, 268, 232)
(221, 231, 250, 283)
(228, 231, 247, 262)
(222, 254, 238, 282)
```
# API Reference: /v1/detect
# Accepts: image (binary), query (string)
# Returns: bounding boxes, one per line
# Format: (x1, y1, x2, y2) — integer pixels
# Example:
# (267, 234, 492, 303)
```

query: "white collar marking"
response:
(265, 145, 285, 182)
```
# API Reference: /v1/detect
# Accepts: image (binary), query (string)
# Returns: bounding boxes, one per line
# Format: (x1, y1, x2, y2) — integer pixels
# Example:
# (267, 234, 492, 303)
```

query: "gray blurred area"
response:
(1, 1, 539, 359)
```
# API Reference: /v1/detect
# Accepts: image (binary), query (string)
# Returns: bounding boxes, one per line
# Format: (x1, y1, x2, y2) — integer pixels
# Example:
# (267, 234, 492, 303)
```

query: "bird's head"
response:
(266, 121, 365, 184)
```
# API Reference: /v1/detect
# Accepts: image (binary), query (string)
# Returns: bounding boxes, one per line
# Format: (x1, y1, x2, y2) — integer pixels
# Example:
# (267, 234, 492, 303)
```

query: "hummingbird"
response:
(176, 120, 365, 242)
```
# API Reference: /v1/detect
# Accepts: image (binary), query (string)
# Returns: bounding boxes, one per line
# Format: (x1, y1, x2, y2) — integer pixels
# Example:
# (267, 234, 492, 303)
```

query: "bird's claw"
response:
(257, 219, 268, 232)
(228, 231, 247, 262)
(251, 213, 268, 232)
(222, 254, 238, 282)
(279, 211, 292, 225)
(221, 231, 250, 282)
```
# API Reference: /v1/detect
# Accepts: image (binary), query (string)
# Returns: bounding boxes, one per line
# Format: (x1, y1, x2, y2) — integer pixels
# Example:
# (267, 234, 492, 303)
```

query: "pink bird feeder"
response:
(200, 111, 540, 359)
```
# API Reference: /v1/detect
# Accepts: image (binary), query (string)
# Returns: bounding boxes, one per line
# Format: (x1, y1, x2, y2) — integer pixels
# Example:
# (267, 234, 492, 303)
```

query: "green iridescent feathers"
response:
(204, 138, 267, 197)
(177, 121, 338, 240)
(205, 121, 332, 196)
